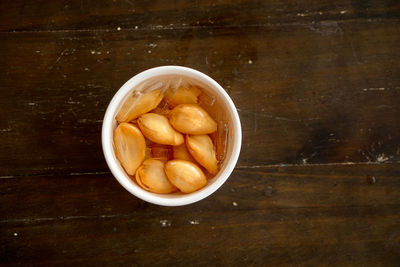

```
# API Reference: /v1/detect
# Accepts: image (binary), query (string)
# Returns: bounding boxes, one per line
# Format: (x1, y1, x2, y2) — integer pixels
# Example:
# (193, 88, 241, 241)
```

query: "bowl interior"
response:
(103, 67, 241, 206)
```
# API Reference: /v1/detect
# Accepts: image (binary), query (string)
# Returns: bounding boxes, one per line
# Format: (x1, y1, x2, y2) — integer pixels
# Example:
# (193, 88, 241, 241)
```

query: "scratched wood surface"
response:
(1, 0, 400, 266)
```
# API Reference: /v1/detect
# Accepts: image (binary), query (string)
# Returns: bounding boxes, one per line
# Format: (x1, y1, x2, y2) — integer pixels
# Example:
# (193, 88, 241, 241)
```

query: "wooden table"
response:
(1, 1, 399, 265)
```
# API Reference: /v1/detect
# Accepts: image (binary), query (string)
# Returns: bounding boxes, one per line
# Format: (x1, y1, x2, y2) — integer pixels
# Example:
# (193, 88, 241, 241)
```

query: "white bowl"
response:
(102, 66, 242, 206)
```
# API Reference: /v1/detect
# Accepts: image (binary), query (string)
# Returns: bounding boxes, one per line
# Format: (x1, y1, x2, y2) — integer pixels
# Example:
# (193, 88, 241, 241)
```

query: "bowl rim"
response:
(101, 65, 242, 206)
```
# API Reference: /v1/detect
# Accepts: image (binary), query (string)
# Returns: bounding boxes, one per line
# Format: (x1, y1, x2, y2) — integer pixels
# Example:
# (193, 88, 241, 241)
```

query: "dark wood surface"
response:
(1, 1, 399, 266)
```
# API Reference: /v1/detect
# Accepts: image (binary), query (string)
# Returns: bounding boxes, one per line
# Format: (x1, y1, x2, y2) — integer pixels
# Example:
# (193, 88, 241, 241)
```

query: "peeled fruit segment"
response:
(165, 85, 201, 108)
(169, 104, 217, 134)
(173, 144, 195, 162)
(186, 134, 219, 175)
(135, 159, 177, 193)
(138, 113, 184, 146)
(116, 89, 164, 123)
(113, 123, 146, 175)
(165, 160, 207, 193)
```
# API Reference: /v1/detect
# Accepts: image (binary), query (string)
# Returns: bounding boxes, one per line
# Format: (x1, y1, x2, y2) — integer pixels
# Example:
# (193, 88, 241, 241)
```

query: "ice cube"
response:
(145, 147, 152, 160)
(143, 80, 164, 93)
(212, 121, 229, 162)
(198, 91, 216, 107)
(151, 99, 171, 116)
(169, 76, 183, 92)
(151, 144, 172, 162)
(198, 90, 219, 120)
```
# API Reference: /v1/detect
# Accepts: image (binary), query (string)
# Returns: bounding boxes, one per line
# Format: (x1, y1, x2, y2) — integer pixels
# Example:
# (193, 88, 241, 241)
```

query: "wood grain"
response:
(2, 207, 399, 266)
(1, 0, 399, 31)
(1, 164, 399, 220)
(1, 20, 399, 176)
(1, 164, 399, 265)
(1, 0, 400, 265)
